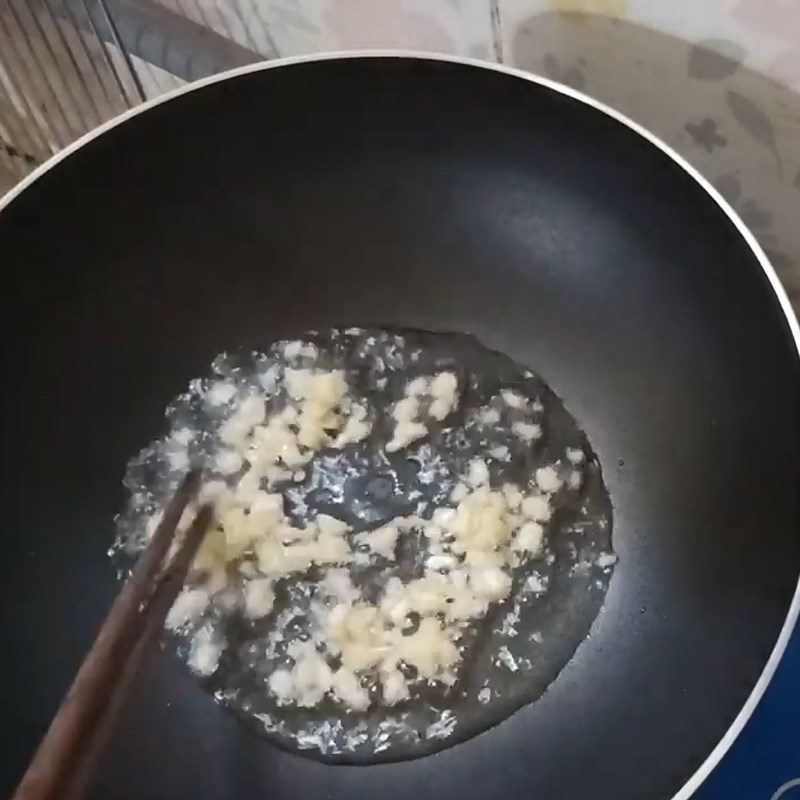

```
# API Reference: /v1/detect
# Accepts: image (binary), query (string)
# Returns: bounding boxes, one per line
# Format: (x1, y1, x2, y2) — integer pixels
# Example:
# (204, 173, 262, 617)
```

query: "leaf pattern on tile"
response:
(726, 92, 774, 144)
(763, 249, 794, 270)
(711, 176, 795, 277)
(543, 53, 559, 75)
(684, 118, 727, 152)
(726, 90, 784, 178)
(273, 4, 321, 34)
(712, 175, 794, 273)
(712, 174, 742, 204)
(543, 53, 586, 89)
(713, 174, 773, 236)
(688, 39, 744, 80)
(738, 199, 772, 230)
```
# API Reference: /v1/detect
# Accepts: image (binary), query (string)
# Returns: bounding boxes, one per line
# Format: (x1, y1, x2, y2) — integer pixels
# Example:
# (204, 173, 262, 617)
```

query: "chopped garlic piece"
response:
(502, 483, 523, 510)
(391, 617, 459, 679)
(496, 645, 518, 672)
(526, 573, 546, 594)
(469, 565, 512, 602)
(478, 407, 501, 425)
(521, 493, 552, 522)
(172, 427, 194, 446)
(199, 479, 228, 505)
(291, 648, 333, 708)
(450, 482, 469, 502)
(218, 490, 283, 559)
(316, 514, 349, 537)
(333, 403, 371, 447)
(466, 458, 490, 487)
(566, 447, 585, 464)
(448, 488, 510, 553)
(187, 626, 223, 676)
(244, 578, 275, 619)
(430, 371, 457, 399)
(596, 552, 618, 569)
(320, 568, 361, 604)
(511, 421, 542, 443)
(218, 417, 251, 448)
(328, 603, 389, 672)
(386, 420, 427, 452)
(254, 516, 352, 578)
(215, 449, 243, 475)
(501, 390, 526, 409)
(356, 524, 399, 560)
(192, 526, 227, 574)
(167, 449, 190, 471)
(268, 669, 294, 703)
(283, 340, 318, 361)
(250, 418, 305, 469)
(396, 514, 426, 530)
(431, 507, 455, 527)
(393, 396, 419, 423)
(257, 365, 279, 393)
(206, 380, 237, 406)
(426, 553, 457, 572)
(381, 669, 410, 705)
(284, 369, 348, 450)
(513, 521, 545, 556)
(238, 395, 267, 427)
(428, 398, 452, 421)
(405, 376, 430, 396)
(234, 467, 262, 504)
(429, 372, 458, 420)
(535, 465, 563, 493)
(166, 588, 210, 630)
(331, 668, 370, 711)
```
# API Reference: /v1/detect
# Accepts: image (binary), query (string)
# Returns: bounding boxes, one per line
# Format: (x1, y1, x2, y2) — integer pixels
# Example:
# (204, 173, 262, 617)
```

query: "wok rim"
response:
(1, 50, 798, 800)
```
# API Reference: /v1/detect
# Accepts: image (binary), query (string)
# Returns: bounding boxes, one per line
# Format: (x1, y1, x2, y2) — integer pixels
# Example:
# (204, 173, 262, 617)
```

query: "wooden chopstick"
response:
(13, 471, 212, 800)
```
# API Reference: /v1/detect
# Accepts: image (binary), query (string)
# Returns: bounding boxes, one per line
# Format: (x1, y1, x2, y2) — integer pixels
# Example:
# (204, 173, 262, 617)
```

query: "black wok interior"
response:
(1, 56, 798, 800)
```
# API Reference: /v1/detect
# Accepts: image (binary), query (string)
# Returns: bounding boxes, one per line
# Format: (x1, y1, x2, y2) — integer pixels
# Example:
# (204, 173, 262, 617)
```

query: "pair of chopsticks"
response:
(13, 471, 212, 800)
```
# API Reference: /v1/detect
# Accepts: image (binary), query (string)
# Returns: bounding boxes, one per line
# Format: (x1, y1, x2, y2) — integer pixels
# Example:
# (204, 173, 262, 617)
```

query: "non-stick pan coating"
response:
(1, 56, 798, 800)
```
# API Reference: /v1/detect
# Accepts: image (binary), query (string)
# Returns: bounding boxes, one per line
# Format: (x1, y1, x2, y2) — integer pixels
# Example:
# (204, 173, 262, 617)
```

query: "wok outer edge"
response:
(1, 49, 798, 800)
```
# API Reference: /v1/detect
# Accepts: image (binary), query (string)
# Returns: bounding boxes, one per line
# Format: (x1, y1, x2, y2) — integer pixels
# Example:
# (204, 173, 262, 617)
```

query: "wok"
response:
(1, 54, 798, 800)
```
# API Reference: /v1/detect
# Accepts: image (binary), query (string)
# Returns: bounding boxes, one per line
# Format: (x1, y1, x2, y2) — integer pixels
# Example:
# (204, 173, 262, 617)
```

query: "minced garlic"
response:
(148, 336, 597, 719)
